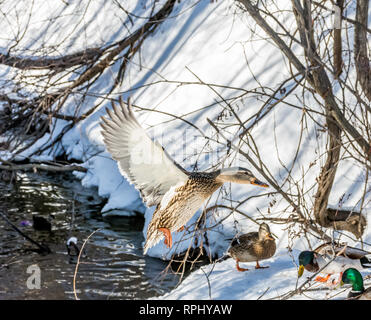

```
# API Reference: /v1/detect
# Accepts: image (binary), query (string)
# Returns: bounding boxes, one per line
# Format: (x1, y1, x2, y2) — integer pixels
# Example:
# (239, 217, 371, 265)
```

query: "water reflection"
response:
(0, 171, 179, 299)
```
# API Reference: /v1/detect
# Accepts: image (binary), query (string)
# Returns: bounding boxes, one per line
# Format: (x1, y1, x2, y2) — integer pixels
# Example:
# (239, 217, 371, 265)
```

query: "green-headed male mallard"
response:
(100, 97, 269, 254)
(341, 268, 371, 300)
(298, 243, 371, 284)
(227, 223, 276, 272)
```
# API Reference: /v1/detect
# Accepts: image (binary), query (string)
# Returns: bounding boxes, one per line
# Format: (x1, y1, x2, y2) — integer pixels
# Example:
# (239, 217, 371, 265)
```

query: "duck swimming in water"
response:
(100, 97, 269, 254)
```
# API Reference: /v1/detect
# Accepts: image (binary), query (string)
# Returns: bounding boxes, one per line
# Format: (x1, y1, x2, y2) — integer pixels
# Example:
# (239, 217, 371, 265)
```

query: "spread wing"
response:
(100, 97, 189, 207)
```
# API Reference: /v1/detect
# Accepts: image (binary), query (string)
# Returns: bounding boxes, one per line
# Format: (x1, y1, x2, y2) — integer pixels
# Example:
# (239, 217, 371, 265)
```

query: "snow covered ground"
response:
(0, 0, 370, 299)
(157, 246, 371, 300)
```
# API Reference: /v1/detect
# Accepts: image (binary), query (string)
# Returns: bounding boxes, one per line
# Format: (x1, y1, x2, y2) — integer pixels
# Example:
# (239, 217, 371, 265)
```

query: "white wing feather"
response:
(100, 98, 189, 207)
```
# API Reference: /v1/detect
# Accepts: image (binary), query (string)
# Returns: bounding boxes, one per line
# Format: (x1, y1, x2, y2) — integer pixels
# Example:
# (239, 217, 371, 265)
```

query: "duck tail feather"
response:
(360, 254, 371, 268)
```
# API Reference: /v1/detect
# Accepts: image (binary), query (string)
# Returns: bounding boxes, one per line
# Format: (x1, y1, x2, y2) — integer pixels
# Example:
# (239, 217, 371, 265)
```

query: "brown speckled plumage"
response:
(144, 172, 223, 252)
(228, 223, 276, 270)
(100, 98, 269, 254)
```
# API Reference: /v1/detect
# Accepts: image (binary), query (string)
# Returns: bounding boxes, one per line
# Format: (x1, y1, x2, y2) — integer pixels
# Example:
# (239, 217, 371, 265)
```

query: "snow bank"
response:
(0, 0, 370, 299)
(157, 246, 371, 300)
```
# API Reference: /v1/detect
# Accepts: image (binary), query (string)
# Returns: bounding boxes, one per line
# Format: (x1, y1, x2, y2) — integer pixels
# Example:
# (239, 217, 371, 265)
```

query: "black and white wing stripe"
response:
(100, 97, 189, 207)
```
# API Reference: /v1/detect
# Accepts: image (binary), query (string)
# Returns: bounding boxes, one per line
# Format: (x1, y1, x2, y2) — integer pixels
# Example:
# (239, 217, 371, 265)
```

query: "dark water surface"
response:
(0, 171, 179, 299)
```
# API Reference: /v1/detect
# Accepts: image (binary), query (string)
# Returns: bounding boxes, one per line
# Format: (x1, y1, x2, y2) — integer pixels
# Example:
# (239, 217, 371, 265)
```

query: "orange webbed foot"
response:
(158, 227, 172, 248)
(177, 226, 185, 232)
(236, 260, 249, 272)
(315, 274, 331, 283)
(255, 261, 269, 269)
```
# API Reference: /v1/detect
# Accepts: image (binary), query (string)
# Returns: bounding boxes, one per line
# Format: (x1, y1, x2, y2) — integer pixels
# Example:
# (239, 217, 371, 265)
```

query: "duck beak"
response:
(265, 234, 275, 241)
(251, 178, 269, 188)
(340, 280, 344, 287)
(298, 265, 305, 278)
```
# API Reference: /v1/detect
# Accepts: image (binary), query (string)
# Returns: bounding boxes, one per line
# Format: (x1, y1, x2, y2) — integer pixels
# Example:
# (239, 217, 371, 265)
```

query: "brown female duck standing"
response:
(100, 98, 269, 254)
(228, 223, 276, 271)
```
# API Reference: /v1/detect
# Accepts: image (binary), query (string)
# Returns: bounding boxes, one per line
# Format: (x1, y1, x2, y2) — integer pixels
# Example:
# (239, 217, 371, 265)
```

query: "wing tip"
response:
(102, 96, 140, 128)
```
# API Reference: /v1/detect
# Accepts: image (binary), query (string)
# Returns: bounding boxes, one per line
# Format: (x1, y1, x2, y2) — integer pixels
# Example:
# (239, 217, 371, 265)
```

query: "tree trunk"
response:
(333, 0, 344, 78)
(237, 0, 367, 238)
(291, 0, 366, 238)
(354, 0, 371, 101)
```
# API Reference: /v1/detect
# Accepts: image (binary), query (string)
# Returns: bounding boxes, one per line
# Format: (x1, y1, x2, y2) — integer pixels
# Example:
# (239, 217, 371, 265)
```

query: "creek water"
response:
(0, 171, 179, 299)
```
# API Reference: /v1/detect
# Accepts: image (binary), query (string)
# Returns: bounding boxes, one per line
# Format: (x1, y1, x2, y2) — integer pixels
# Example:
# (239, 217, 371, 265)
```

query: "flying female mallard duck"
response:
(341, 268, 371, 300)
(298, 242, 371, 284)
(227, 223, 276, 271)
(100, 97, 269, 254)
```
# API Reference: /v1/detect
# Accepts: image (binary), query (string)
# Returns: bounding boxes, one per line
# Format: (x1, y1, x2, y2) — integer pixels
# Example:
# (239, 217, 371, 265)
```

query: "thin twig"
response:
(73, 228, 101, 300)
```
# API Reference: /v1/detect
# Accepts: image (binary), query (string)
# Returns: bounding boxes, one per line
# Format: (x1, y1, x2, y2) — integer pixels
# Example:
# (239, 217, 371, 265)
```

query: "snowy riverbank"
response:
(0, 0, 370, 300)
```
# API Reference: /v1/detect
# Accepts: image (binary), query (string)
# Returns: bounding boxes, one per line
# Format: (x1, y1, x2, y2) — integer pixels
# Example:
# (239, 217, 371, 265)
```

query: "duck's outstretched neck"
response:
(214, 167, 269, 187)
(214, 167, 245, 183)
